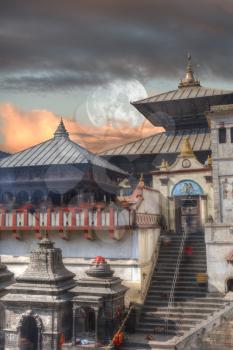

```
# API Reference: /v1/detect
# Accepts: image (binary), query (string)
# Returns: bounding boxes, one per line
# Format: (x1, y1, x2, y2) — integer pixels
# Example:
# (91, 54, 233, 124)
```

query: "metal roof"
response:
(132, 86, 233, 130)
(100, 129, 210, 156)
(133, 86, 233, 105)
(0, 151, 10, 160)
(0, 120, 126, 175)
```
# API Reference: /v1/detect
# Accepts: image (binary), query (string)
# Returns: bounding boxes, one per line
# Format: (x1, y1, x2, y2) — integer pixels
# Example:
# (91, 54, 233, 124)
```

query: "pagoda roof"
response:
(0, 151, 10, 160)
(132, 55, 233, 130)
(101, 128, 210, 156)
(0, 119, 126, 175)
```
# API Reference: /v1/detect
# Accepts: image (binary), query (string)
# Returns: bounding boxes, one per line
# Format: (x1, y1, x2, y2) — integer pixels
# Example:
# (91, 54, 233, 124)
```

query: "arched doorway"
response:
(74, 307, 97, 342)
(227, 278, 233, 292)
(172, 180, 204, 233)
(18, 311, 42, 350)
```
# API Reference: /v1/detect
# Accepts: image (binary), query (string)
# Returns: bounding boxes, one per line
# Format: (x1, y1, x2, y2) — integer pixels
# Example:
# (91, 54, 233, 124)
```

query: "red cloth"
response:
(184, 246, 193, 256)
(94, 256, 106, 264)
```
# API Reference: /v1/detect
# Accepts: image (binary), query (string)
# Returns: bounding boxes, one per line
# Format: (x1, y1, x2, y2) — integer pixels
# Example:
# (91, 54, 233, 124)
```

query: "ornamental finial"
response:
(178, 53, 200, 88)
(180, 136, 194, 157)
(54, 117, 69, 139)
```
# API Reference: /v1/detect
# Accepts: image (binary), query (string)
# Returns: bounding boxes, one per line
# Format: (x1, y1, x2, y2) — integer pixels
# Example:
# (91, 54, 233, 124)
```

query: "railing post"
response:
(24, 210, 28, 228)
(12, 210, 17, 230)
(97, 208, 101, 227)
(109, 208, 114, 228)
(0, 209, 5, 228)
(71, 208, 76, 227)
(84, 208, 89, 228)
(47, 208, 51, 229)
(35, 210, 40, 231)
(59, 208, 63, 229)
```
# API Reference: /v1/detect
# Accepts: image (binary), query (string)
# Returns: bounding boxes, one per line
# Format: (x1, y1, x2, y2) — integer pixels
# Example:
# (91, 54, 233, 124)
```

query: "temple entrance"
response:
(172, 179, 204, 233)
(18, 316, 40, 350)
(175, 196, 201, 233)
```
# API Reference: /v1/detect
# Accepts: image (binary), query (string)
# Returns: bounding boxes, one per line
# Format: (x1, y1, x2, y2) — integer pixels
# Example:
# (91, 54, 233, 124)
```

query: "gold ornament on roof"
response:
(180, 137, 194, 157)
(207, 155, 212, 166)
(160, 159, 168, 169)
(178, 53, 200, 88)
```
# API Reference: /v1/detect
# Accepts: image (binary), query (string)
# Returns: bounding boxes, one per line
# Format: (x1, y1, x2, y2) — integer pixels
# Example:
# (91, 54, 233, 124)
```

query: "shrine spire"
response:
(178, 53, 201, 88)
(54, 117, 69, 139)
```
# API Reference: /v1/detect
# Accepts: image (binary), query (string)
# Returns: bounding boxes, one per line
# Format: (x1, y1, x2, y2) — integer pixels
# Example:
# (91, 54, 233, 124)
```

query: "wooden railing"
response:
(0, 206, 132, 232)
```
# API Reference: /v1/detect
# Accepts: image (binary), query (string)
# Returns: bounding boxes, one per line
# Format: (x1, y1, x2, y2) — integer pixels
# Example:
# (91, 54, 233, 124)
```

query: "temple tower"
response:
(0, 258, 14, 350)
(1, 235, 77, 350)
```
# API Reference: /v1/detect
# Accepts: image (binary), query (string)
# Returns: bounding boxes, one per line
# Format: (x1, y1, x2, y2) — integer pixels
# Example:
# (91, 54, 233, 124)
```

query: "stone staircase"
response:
(123, 231, 230, 349)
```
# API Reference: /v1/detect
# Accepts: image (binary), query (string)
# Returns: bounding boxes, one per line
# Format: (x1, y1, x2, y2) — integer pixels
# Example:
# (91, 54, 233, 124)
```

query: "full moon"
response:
(85, 79, 148, 128)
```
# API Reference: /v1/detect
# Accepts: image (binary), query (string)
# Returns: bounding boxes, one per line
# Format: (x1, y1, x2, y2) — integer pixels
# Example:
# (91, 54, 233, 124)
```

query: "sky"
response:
(1, 0, 233, 153)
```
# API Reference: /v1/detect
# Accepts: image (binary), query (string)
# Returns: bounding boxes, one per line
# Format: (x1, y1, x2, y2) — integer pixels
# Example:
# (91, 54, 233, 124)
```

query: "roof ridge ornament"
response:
(53, 117, 69, 139)
(178, 53, 201, 88)
(180, 136, 195, 157)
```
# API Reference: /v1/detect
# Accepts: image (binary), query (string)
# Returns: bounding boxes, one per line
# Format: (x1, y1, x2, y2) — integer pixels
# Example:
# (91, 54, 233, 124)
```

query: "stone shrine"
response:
(0, 257, 14, 350)
(64, 256, 128, 349)
(0, 235, 77, 350)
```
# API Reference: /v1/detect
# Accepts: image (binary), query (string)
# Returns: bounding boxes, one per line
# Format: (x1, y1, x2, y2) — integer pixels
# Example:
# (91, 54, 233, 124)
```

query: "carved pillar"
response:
(72, 307, 76, 346)
(94, 308, 99, 346)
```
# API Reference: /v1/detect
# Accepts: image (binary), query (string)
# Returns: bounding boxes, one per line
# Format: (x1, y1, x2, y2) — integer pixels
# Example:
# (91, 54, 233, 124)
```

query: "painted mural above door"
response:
(172, 179, 204, 197)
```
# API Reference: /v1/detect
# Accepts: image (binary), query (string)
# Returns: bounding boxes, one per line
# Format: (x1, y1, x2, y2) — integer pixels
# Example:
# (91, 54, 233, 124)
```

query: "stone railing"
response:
(136, 212, 159, 228)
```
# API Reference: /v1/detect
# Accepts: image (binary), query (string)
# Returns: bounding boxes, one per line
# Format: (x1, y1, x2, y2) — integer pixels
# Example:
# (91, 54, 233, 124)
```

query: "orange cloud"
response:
(0, 103, 162, 154)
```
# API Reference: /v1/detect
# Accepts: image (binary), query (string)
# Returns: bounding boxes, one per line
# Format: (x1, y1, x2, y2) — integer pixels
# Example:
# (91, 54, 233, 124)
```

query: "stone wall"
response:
(205, 106, 233, 293)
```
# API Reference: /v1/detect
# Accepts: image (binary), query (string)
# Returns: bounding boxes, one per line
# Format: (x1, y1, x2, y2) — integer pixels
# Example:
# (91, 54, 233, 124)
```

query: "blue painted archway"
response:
(171, 179, 204, 197)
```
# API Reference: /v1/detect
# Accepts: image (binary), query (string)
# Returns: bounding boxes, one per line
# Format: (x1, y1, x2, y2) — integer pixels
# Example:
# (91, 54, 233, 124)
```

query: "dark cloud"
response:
(1, 0, 233, 91)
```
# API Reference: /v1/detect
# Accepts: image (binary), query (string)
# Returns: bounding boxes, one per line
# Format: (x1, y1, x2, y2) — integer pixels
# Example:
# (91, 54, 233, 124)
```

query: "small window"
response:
(231, 127, 233, 143)
(219, 127, 226, 144)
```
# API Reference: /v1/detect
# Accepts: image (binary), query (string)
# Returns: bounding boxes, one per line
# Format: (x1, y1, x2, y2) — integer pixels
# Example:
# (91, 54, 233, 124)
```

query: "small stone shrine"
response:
(1, 235, 77, 350)
(0, 257, 14, 350)
(65, 256, 128, 349)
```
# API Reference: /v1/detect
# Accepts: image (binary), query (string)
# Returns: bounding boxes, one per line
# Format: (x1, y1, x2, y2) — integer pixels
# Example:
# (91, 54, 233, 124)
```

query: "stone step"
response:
(147, 290, 207, 298)
(159, 247, 206, 256)
(142, 311, 208, 319)
(137, 322, 190, 332)
(148, 286, 207, 293)
(156, 262, 207, 268)
(152, 275, 199, 282)
(155, 268, 207, 274)
(122, 339, 176, 350)
(141, 316, 201, 325)
(150, 281, 207, 287)
(145, 298, 227, 307)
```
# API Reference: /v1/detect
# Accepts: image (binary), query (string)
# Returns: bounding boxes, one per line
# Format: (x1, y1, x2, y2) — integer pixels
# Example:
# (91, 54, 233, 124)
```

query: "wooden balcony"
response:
(0, 205, 159, 240)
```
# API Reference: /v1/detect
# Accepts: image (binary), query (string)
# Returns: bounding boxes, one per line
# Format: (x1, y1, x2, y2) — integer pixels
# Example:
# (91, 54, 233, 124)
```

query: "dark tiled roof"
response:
(100, 129, 210, 156)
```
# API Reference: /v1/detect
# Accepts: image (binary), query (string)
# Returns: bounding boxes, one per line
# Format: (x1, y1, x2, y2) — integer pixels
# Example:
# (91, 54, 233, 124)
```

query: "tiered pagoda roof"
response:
(132, 54, 233, 131)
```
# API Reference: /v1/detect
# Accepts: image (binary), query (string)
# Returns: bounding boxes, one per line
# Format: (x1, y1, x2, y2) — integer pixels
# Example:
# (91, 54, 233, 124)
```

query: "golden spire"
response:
(178, 53, 200, 88)
(160, 159, 168, 169)
(207, 154, 212, 166)
(180, 136, 194, 157)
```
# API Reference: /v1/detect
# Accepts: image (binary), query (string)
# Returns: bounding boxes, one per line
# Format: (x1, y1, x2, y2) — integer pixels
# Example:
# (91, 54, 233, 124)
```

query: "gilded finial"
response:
(180, 136, 194, 157)
(207, 155, 212, 166)
(160, 159, 168, 169)
(178, 53, 200, 88)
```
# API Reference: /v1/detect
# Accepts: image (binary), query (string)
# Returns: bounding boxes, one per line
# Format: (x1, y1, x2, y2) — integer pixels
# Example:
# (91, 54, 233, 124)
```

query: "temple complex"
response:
(1, 55, 233, 349)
